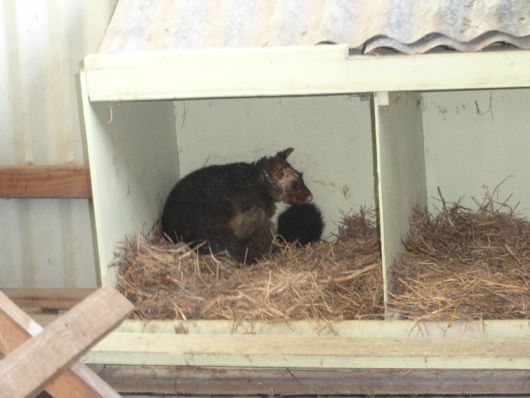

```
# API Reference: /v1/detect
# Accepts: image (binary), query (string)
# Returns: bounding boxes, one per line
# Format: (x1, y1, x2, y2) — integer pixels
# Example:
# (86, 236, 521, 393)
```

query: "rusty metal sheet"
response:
(99, 0, 530, 54)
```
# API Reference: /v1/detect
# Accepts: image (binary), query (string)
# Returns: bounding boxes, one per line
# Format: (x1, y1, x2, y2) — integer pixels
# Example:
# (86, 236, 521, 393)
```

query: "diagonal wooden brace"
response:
(0, 287, 133, 398)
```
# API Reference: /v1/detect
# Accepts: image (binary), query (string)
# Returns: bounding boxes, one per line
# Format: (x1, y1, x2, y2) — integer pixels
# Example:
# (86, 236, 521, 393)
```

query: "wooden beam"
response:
(0, 288, 133, 398)
(91, 365, 530, 395)
(110, 318, 530, 338)
(0, 163, 91, 198)
(94, 333, 530, 358)
(87, 332, 530, 369)
(3, 288, 95, 310)
(0, 302, 118, 398)
(84, 47, 530, 101)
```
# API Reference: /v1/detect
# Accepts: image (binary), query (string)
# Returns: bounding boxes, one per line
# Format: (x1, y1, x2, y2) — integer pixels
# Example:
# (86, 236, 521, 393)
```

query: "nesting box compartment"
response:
(107, 96, 383, 322)
(386, 89, 530, 320)
(83, 93, 376, 287)
(80, 46, 530, 369)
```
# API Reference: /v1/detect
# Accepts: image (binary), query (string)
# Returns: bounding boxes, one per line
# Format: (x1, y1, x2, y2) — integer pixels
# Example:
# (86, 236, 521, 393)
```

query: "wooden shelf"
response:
(84, 46, 530, 101)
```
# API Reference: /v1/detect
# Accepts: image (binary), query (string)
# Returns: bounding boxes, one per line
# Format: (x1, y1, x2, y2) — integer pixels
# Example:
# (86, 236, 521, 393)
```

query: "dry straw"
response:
(116, 209, 384, 321)
(389, 189, 530, 320)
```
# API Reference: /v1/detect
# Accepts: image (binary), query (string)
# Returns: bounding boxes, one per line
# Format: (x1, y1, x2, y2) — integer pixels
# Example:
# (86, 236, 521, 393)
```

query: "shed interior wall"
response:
(86, 101, 178, 287)
(422, 88, 530, 217)
(174, 95, 376, 238)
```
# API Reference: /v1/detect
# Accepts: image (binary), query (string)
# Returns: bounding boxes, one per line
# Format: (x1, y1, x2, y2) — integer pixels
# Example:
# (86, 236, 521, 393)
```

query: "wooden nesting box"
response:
(80, 45, 530, 369)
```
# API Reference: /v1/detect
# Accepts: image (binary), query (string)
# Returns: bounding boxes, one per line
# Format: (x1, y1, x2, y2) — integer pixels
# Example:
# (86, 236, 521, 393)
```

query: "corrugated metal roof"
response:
(99, 0, 530, 55)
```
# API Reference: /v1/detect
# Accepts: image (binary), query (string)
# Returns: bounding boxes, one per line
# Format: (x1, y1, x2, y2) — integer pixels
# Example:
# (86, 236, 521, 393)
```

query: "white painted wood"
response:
(85, 352, 530, 370)
(376, 91, 389, 106)
(114, 319, 530, 338)
(80, 72, 179, 286)
(83, 319, 530, 369)
(423, 88, 530, 216)
(84, 47, 530, 101)
(84, 331, 530, 369)
(374, 92, 427, 305)
(174, 95, 375, 238)
(79, 42, 530, 372)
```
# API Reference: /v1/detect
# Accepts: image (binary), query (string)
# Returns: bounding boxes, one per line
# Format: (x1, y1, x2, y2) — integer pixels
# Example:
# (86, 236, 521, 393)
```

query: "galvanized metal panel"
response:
(0, 0, 117, 287)
(99, 0, 530, 54)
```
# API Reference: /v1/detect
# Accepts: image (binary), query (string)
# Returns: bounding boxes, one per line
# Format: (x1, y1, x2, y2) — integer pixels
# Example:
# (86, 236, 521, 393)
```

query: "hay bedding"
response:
(389, 194, 530, 320)
(116, 210, 384, 321)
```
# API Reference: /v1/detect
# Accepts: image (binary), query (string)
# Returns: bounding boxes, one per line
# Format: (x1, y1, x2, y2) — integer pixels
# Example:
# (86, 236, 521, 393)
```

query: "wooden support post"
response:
(0, 163, 91, 198)
(0, 288, 133, 398)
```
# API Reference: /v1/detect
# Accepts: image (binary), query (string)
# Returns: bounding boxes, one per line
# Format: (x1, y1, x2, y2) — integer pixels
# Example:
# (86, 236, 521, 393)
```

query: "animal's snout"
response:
(294, 188, 312, 204)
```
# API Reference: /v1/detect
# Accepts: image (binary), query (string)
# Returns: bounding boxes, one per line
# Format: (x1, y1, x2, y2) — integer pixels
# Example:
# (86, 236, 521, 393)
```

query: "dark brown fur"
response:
(277, 203, 324, 246)
(161, 148, 312, 264)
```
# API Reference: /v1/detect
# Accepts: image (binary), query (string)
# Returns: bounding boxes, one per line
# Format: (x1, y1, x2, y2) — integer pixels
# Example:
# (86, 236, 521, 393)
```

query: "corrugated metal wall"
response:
(0, 0, 116, 287)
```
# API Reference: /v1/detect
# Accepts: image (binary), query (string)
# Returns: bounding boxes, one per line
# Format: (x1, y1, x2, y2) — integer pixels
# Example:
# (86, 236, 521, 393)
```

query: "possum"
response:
(277, 203, 324, 246)
(161, 148, 312, 264)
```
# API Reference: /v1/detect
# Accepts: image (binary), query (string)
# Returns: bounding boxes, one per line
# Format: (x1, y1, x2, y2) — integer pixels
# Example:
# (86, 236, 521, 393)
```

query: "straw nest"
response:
(115, 209, 384, 321)
(389, 192, 530, 320)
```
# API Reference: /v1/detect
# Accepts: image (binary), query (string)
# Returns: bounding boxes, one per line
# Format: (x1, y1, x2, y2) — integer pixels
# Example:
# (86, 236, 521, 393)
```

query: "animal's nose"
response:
(305, 193, 313, 203)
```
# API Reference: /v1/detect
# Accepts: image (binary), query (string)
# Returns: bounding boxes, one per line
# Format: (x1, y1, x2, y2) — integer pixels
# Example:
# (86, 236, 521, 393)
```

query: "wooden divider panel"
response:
(373, 91, 427, 306)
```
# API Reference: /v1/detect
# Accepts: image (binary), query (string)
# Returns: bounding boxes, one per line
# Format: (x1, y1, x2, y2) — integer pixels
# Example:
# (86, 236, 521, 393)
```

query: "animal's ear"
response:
(267, 158, 284, 178)
(276, 147, 294, 159)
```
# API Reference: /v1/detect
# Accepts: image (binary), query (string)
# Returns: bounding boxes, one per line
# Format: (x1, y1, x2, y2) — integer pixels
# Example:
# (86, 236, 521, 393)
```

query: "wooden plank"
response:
(374, 92, 427, 306)
(91, 365, 530, 395)
(85, 318, 530, 369)
(14, 315, 530, 338)
(80, 72, 179, 287)
(90, 333, 530, 358)
(85, 332, 530, 369)
(113, 318, 530, 338)
(0, 163, 91, 198)
(3, 288, 95, 310)
(0, 289, 123, 398)
(84, 47, 530, 101)
(0, 297, 119, 398)
(0, 288, 133, 398)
